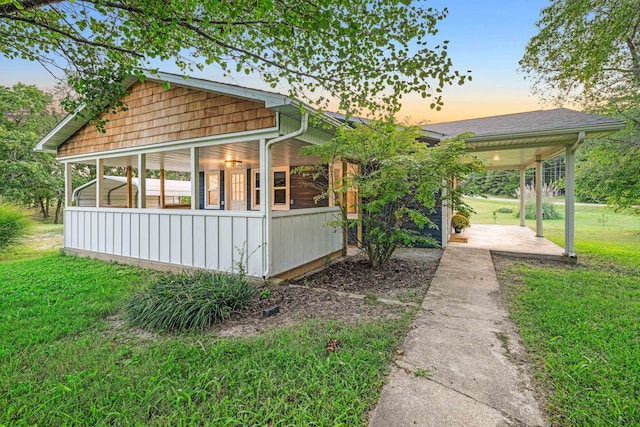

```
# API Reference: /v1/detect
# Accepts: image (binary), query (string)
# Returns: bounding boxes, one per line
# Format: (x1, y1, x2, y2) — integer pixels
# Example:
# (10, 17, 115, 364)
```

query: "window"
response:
(251, 167, 289, 210)
(205, 171, 220, 209)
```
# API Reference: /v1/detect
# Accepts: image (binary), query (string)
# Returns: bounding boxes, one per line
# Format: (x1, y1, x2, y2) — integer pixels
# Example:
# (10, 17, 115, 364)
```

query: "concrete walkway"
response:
(369, 246, 545, 427)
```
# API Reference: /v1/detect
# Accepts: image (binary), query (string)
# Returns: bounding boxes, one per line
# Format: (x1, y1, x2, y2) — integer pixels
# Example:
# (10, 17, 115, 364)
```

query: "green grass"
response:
(0, 254, 411, 426)
(478, 197, 640, 425)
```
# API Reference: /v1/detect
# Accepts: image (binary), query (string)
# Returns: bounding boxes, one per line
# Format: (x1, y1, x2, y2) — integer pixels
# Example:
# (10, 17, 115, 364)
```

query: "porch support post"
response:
(564, 132, 583, 258)
(160, 168, 166, 208)
(137, 154, 146, 208)
(519, 167, 526, 227)
(259, 139, 267, 212)
(96, 158, 104, 207)
(126, 166, 133, 208)
(263, 138, 272, 277)
(190, 147, 200, 210)
(535, 155, 543, 237)
(341, 159, 348, 256)
(64, 162, 73, 207)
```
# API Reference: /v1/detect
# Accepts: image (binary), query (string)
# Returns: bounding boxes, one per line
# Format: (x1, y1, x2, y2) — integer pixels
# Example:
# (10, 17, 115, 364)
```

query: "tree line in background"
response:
(0, 83, 67, 223)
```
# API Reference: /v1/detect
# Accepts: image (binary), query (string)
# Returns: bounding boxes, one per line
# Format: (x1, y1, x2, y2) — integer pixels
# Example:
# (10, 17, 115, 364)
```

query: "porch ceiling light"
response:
(225, 159, 243, 167)
(493, 154, 500, 161)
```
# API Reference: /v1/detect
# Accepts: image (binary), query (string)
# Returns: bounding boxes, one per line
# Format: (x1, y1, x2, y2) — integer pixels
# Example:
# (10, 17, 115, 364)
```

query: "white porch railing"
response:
(270, 207, 343, 275)
(64, 207, 266, 276)
(63, 206, 343, 277)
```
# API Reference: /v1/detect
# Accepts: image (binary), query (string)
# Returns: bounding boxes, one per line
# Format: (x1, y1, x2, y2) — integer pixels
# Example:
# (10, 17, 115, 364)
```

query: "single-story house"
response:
(74, 176, 192, 208)
(36, 71, 625, 277)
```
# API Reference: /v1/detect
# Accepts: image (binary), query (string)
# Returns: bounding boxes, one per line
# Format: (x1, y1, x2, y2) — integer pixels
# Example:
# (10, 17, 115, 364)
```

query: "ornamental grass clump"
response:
(0, 199, 31, 252)
(514, 183, 562, 220)
(122, 270, 257, 331)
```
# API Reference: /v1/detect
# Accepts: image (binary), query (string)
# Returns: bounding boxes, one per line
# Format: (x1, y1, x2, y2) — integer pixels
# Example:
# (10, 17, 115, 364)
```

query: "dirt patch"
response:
(216, 251, 441, 338)
(108, 249, 442, 339)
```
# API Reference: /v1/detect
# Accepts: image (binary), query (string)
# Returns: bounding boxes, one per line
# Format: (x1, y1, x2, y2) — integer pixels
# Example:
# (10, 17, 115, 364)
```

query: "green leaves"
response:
(520, 0, 640, 112)
(299, 120, 481, 267)
(1, 0, 468, 122)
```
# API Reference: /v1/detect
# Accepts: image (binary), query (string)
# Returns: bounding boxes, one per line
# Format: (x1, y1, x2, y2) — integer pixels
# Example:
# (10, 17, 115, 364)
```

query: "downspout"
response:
(263, 112, 309, 279)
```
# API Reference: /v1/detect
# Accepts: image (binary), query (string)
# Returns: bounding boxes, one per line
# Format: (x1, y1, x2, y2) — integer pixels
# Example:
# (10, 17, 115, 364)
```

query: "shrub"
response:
(495, 207, 513, 214)
(0, 200, 31, 252)
(122, 270, 257, 331)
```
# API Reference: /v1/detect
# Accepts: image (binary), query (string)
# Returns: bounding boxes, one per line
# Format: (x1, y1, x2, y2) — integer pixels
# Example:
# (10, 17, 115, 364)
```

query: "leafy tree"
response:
(576, 133, 640, 211)
(298, 121, 481, 268)
(1, 0, 469, 125)
(0, 83, 65, 222)
(520, 0, 640, 120)
(521, 1, 640, 209)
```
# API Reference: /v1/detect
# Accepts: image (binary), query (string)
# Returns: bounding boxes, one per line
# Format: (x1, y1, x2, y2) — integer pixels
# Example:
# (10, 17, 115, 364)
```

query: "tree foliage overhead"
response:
(298, 121, 481, 268)
(520, 0, 640, 122)
(0, 0, 469, 122)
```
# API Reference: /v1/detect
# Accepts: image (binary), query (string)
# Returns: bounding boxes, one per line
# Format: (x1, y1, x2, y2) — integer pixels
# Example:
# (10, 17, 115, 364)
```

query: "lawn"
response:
(0, 253, 412, 426)
(469, 197, 640, 425)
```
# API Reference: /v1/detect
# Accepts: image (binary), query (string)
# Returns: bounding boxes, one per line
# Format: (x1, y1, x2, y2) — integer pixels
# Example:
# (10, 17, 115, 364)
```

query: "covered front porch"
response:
(59, 122, 343, 278)
(424, 108, 626, 259)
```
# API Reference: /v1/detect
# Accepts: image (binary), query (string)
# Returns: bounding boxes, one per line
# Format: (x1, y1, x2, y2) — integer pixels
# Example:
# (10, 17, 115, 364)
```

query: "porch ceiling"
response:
(80, 139, 320, 171)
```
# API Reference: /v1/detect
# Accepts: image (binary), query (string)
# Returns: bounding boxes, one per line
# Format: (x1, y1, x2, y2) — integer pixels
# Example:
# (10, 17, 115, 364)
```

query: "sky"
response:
(0, 0, 558, 123)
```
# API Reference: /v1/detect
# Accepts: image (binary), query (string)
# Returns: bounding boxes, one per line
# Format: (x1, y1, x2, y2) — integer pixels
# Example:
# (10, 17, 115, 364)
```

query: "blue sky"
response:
(0, 0, 557, 123)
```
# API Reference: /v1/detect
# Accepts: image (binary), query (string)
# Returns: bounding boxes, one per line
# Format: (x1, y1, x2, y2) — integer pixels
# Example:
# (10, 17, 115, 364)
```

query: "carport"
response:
(424, 108, 625, 258)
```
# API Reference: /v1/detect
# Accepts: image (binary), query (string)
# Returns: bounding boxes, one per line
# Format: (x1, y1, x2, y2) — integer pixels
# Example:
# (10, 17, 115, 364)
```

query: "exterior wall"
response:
(289, 166, 329, 209)
(271, 207, 342, 275)
(58, 81, 276, 157)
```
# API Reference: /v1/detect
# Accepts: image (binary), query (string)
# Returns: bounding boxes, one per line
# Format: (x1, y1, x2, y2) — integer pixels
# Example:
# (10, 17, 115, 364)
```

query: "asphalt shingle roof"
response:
(423, 108, 624, 138)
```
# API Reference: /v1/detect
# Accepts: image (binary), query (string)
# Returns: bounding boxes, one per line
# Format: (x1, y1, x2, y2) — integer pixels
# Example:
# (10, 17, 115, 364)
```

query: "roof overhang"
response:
(464, 122, 625, 170)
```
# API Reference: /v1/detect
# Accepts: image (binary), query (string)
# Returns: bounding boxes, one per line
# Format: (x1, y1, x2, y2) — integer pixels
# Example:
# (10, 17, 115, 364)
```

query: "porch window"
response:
(205, 171, 221, 209)
(251, 167, 289, 210)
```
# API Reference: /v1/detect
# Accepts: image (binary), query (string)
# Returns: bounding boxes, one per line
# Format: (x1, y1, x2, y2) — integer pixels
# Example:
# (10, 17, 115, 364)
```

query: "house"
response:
(36, 71, 344, 278)
(36, 72, 625, 276)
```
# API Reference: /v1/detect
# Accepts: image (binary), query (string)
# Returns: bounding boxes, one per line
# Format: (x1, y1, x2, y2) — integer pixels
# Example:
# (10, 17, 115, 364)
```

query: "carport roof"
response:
(423, 108, 626, 170)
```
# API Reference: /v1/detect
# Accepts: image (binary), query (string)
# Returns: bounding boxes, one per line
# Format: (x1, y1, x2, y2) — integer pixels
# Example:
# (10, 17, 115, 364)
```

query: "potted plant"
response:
(452, 213, 470, 234)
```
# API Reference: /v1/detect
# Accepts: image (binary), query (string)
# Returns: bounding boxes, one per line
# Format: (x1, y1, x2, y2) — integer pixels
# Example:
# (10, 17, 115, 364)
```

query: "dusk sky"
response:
(0, 0, 559, 123)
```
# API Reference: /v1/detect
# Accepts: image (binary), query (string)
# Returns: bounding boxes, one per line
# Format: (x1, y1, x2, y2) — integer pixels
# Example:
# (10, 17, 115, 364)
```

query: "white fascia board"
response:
(56, 126, 280, 163)
(464, 122, 626, 144)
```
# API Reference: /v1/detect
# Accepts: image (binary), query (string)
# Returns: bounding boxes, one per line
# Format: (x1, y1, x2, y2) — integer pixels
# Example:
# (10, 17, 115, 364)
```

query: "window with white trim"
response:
(251, 167, 289, 210)
(205, 170, 221, 209)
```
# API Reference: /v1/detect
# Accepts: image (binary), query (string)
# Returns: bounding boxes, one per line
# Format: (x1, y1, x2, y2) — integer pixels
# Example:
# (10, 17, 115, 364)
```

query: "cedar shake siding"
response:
(57, 81, 277, 157)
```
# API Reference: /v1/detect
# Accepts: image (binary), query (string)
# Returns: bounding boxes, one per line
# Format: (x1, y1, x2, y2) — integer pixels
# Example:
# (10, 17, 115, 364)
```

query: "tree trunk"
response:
(39, 198, 48, 220)
(54, 200, 62, 224)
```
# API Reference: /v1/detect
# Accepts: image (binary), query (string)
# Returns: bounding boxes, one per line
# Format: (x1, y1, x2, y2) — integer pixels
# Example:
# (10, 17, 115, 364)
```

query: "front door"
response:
(227, 169, 247, 211)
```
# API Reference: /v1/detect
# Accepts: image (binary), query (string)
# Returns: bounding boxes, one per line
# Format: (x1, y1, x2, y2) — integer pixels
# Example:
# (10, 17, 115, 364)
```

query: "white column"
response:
(564, 145, 576, 257)
(519, 167, 526, 227)
(259, 138, 267, 213)
(64, 162, 73, 207)
(96, 158, 104, 207)
(138, 154, 146, 208)
(190, 147, 200, 210)
(535, 155, 543, 237)
(264, 139, 272, 277)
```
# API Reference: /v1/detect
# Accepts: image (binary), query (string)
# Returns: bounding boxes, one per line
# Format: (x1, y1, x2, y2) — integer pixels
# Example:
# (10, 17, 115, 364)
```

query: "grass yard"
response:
(0, 253, 412, 426)
(468, 197, 640, 425)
